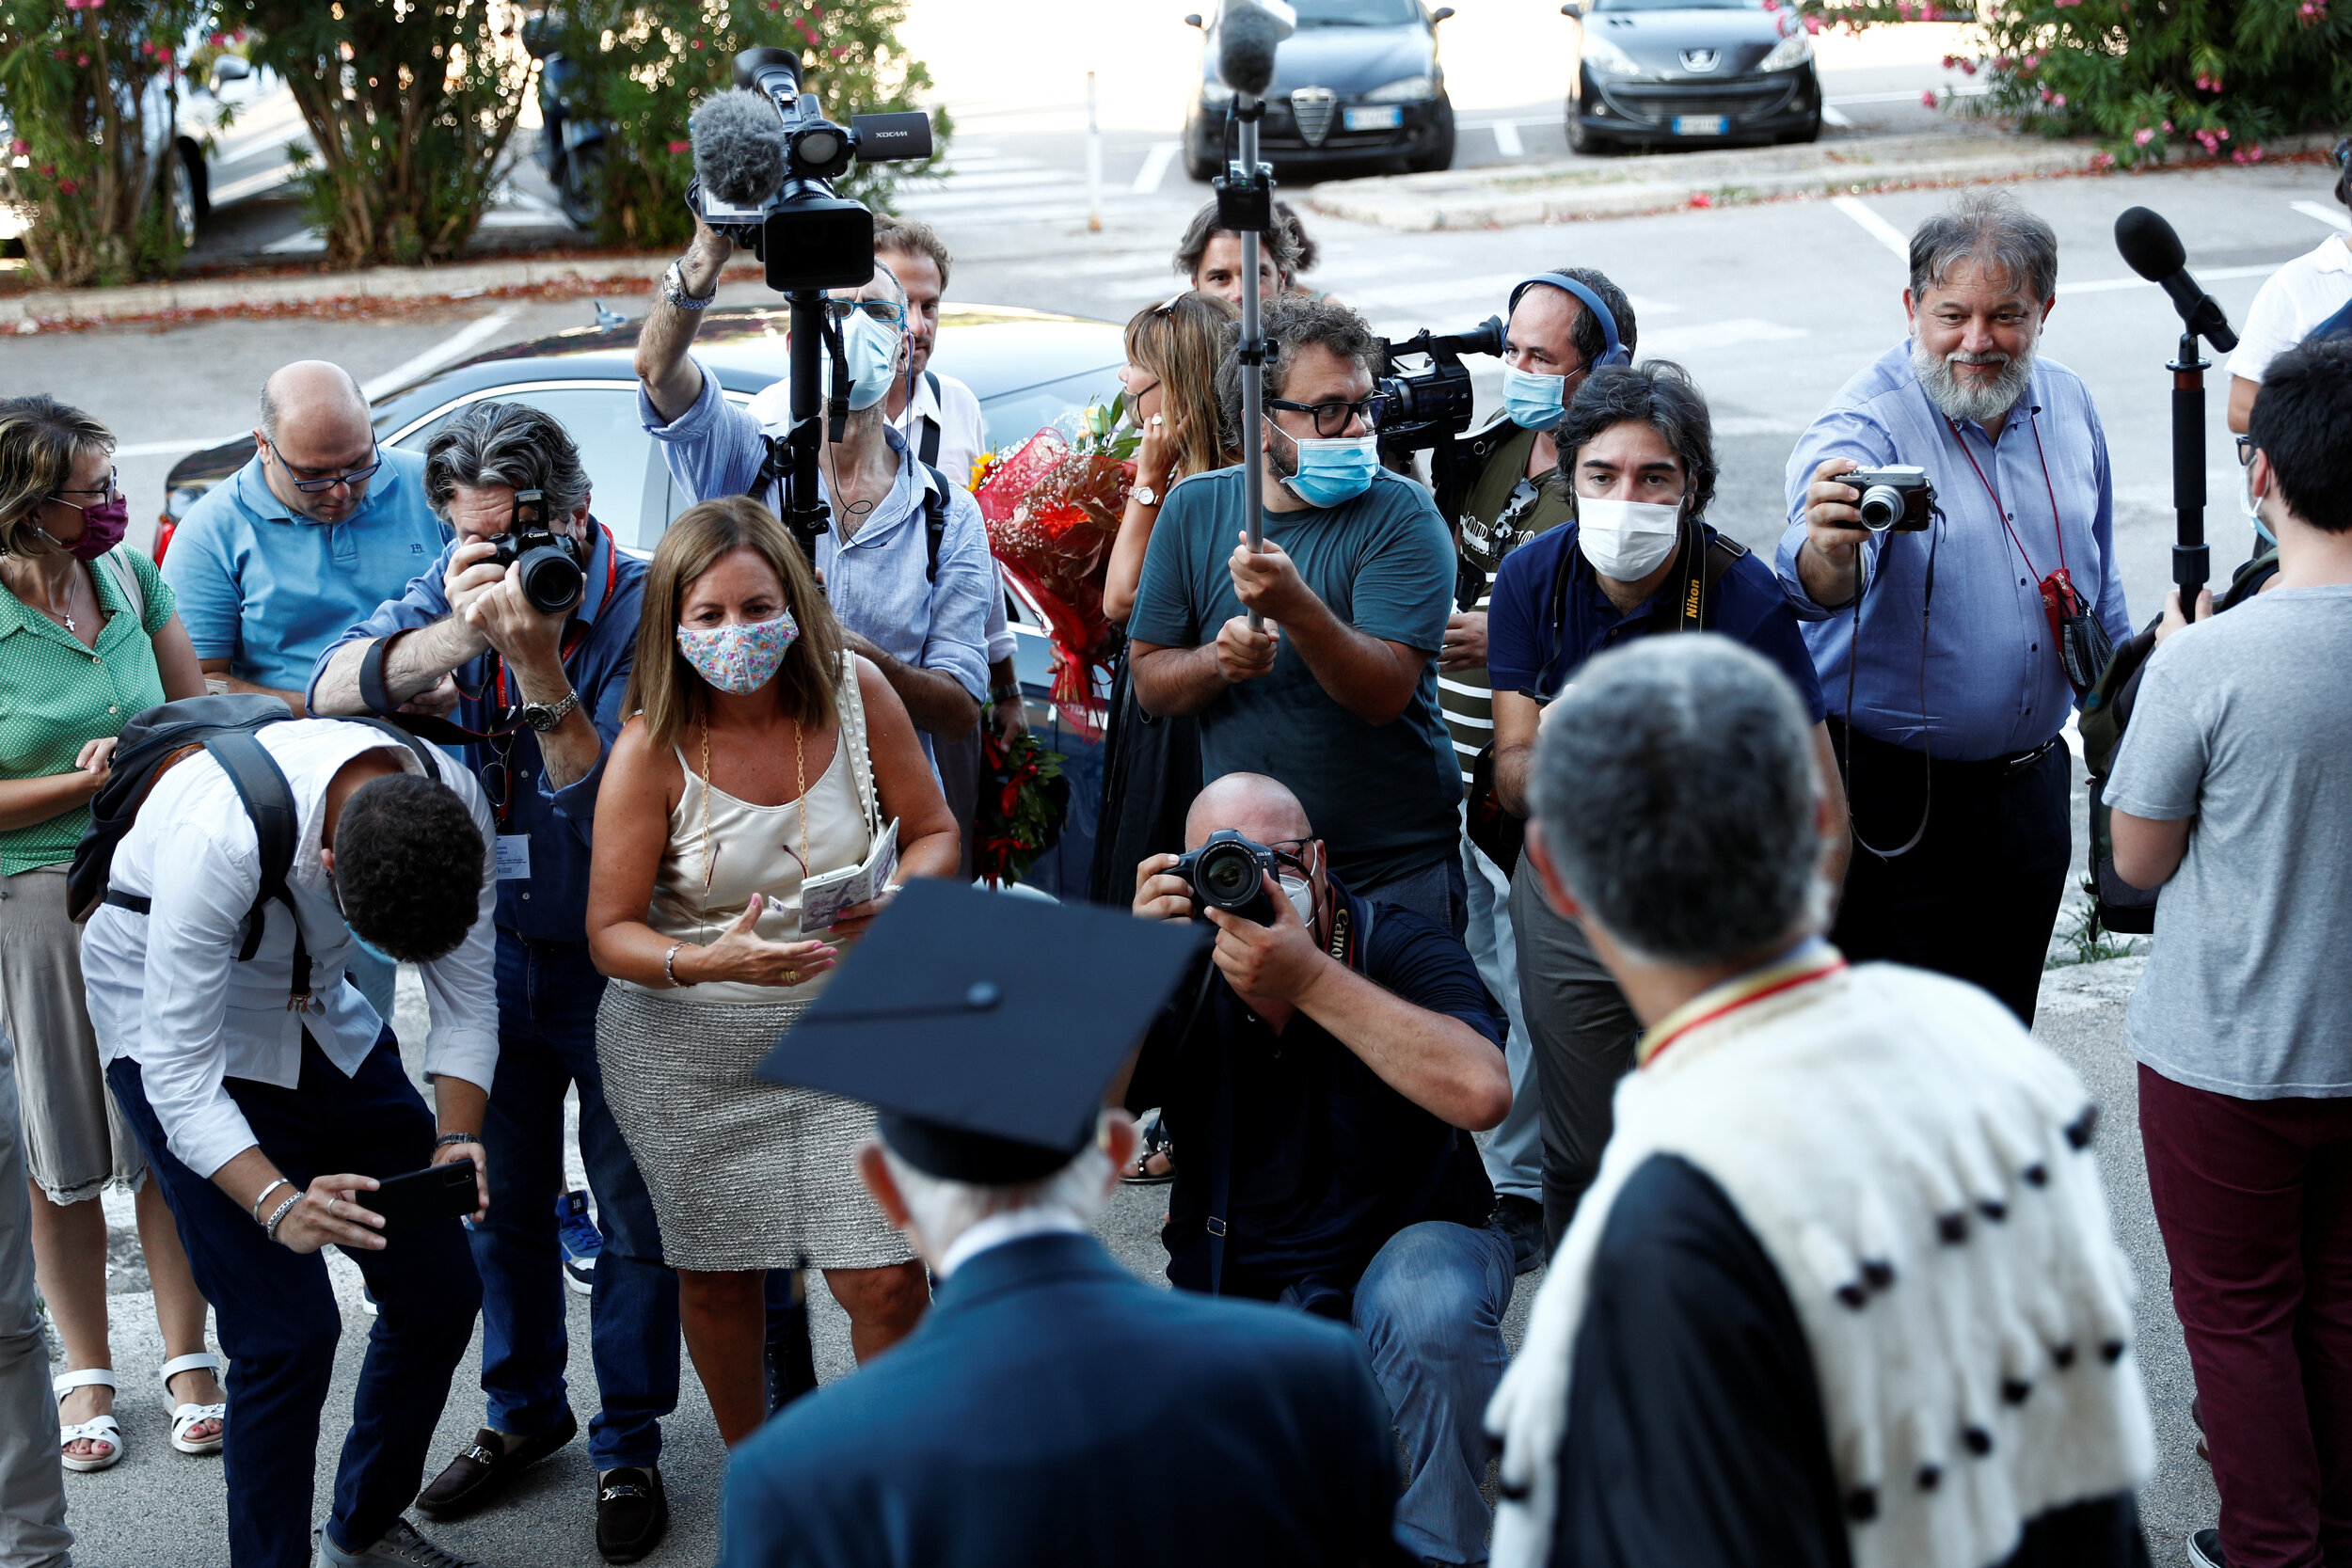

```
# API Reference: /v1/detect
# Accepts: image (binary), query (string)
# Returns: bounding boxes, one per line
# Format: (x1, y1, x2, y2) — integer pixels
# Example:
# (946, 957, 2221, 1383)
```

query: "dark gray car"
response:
(1183, 0, 1460, 180)
(1562, 0, 1823, 153)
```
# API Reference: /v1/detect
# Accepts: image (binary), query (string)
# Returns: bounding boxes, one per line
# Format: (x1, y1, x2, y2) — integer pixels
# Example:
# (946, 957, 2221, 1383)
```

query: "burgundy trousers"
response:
(2140, 1063, 2352, 1568)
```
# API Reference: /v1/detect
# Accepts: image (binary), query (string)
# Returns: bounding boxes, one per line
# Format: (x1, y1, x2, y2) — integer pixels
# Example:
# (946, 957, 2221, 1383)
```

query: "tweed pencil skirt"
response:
(596, 983, 910, 1273)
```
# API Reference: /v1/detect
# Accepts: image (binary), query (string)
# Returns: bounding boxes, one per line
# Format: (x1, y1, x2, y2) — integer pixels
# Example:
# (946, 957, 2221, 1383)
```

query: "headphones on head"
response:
(1509, 273, 1631, 369)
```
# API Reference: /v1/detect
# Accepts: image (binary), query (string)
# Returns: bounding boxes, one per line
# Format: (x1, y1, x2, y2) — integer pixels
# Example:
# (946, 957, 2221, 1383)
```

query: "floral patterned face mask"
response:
(675, 611, 800, 695)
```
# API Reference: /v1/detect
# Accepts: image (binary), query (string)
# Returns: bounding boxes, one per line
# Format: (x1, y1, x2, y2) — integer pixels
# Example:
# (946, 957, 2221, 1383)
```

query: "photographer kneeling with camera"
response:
(84, 720, 499, 1568)
(1128, 771, 1511, 1568)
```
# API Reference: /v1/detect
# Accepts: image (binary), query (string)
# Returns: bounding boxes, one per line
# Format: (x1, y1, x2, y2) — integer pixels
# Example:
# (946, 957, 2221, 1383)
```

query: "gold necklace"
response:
(698, 714, 809, 899)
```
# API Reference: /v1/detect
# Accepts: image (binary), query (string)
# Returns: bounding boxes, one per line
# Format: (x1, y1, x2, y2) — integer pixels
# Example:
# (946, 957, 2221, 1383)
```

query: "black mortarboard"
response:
(755, 879, 1205, 1184)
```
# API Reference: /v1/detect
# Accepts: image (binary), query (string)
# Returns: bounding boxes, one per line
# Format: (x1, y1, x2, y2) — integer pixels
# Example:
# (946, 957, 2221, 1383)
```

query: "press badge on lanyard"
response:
(496, 835, 532, 881)
(1948, 415, 2113, 694)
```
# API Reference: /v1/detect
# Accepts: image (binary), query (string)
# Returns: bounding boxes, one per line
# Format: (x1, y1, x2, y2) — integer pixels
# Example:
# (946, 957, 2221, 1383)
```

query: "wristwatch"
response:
(519, 690, 580, 733)
(660, 258, 716, 312)
(1130, 483, 1161, 508)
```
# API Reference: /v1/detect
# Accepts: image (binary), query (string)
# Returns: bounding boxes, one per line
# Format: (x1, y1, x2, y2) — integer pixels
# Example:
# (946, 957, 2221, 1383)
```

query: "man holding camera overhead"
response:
(1778, 191, 2131, 1026)
(1128, 771, 1511, 1568)
(1437, 266, 1638, 1272)
(310, 404, 677, 1562)
(1127, 296, 1466, 937)
(632, 220, 993, 782)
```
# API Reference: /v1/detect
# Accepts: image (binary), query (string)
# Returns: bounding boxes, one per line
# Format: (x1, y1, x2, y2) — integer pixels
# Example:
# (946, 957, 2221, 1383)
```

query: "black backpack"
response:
(69, 695, 443, 1008)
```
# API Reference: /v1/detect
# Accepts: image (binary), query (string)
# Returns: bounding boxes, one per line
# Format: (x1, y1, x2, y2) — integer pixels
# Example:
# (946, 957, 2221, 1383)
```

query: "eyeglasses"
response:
(50, 470, 121, 503)
(1266, 837, 1316, 878)
(2235, 435, 2255, 466)
(1267, 394, 1389, 437)
(266, 441, 384, 494)
(820, 298, 905, 326)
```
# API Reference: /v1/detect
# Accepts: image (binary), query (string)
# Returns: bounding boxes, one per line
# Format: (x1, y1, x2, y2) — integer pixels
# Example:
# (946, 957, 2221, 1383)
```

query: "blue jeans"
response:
(1463, 830, 1539, 1205)
(472, 936, 678, 1470)
(1354, 1220, 1517, 1566)
(1362, 854, 1470, 942)
(109, 1035, 480, 1568)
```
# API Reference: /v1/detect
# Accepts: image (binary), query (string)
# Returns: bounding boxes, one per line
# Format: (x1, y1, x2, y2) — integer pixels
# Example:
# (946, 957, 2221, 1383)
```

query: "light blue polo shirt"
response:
(163, 448, 451, 696)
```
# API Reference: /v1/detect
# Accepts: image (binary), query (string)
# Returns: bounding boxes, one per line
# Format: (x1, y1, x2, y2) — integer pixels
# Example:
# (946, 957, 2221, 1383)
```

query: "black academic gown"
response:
(720, 1231, 1409, 1568)
(1553, 1154, 2153, 1568)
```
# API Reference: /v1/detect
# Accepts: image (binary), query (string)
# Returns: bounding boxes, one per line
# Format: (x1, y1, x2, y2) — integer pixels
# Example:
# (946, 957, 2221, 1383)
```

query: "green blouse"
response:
(0, 548, 176, 874)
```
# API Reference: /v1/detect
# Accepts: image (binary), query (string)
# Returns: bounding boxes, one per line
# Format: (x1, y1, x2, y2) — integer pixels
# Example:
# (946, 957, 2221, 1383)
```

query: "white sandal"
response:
(54, 1368, 122, 1473)
(159, 1352, 227, 1457)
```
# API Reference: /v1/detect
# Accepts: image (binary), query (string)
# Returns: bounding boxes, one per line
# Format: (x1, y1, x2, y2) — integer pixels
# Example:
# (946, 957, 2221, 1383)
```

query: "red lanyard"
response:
(1639, 950, 1848, 1069)
(1947, 412, 2068, 581)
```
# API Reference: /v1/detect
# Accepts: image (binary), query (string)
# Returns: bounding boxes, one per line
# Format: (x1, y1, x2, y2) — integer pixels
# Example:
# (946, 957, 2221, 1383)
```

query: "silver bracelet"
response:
(249, 1177, 292, 1226)
(262, 1192, 302, 1242)
(663, 942, 693, 987)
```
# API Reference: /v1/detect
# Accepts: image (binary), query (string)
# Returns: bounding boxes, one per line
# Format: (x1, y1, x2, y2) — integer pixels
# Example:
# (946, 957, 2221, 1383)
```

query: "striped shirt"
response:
(1438, 422, 1575, 784)
(0, 548, 174, 874)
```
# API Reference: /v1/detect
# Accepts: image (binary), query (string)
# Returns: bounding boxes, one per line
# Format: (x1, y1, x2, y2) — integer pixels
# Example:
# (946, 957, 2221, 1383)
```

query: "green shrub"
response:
(0, 0, 216, 286)
(537, 0, 946, 250)
(223, 0, 532, 266)
(1795, 0, 2348, 167)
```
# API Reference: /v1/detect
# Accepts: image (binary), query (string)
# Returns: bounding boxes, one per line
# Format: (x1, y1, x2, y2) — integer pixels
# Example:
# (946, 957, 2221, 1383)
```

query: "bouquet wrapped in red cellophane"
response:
(972, 398, 1138, 744)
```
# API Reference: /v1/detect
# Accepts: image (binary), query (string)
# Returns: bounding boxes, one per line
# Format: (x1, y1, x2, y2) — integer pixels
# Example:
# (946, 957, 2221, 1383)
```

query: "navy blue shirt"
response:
(1149, 882, 1502, 1300)
(309, 524, 646, 944)
(1487, 521, 1829, 721)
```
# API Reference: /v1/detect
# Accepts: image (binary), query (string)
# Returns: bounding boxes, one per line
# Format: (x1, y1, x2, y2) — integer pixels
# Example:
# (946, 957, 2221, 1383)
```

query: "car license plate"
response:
(1343, 105, 1405, 131)
(1672, 115, 1729, 135)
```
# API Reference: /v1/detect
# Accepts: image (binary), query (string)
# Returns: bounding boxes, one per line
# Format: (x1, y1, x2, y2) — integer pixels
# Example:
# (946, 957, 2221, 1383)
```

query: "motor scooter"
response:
(522, 11, 606, 230)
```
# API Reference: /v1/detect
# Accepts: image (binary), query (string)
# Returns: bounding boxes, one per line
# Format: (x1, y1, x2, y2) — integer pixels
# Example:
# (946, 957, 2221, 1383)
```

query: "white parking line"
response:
(2056, 262, 2277, 296)
(1491, 121, 1525, 157)
(207, 162, 298, 207)
(117, 435, 245, 458)
(1133, 142, 1181, 194)
(1832, 196, 1911, 262)
(361, 307, 520, 401)
(1820, 104, 1854, 129)
(2292, 199, 2351, 233)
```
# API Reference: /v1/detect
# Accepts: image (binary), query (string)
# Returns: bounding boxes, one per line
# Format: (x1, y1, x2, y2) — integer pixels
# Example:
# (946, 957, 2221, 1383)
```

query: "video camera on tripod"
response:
(684, 49, 933, 560)
(1375, 317, 1503, 526)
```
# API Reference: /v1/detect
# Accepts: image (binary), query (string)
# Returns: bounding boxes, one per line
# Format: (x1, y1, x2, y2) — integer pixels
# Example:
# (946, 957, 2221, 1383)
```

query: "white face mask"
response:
(1279, 872, 1315, 927)
(1577, 496, 1684, 580)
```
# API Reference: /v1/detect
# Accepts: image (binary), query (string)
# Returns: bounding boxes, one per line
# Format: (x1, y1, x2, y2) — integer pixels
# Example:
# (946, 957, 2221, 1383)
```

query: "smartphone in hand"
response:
(366, 1158, 478, 1231)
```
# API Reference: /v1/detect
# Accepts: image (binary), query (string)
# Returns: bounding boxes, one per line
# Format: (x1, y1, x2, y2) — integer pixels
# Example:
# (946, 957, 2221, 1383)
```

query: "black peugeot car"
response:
(1561, 0, 1822, 153)
(1182, 0, 1459, 181)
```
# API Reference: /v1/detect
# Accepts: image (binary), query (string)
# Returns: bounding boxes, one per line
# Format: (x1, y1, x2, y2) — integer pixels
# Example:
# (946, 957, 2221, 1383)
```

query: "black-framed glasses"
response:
(1266, 837, 1316, 878)
(820, 297, 905, 326)
(51, 469, 121, 502)
(266, 441, 384, 494)
(2234, 434, 2255, 466)
(1267, 394, 1389, 437)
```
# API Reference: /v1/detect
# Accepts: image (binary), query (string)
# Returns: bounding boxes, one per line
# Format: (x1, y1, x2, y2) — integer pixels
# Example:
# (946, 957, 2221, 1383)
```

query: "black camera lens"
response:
(1200, 844, 1257, 902)
(1186, 832, 1277, 926)
(1858, 485, 1903, 531)
(511, 542, 585, 615)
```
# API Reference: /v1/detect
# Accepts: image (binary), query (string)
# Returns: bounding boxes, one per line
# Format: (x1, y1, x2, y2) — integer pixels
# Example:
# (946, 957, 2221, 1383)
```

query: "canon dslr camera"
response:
(1174, 830, 1280, 927)
(489, 489, 585, 615)
(1844, 466, 1935, 533)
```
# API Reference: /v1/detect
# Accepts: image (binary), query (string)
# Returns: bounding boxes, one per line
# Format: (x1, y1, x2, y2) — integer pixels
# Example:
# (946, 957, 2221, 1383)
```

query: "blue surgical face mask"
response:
(824, 310, 902, 412)
(1275, 425, 1380, 508)
(1502, 364, 1568, 431)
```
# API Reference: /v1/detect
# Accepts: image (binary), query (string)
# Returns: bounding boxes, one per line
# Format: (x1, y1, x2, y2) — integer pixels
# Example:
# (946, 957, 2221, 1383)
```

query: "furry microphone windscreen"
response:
(1216, 0, 1291, 101)
(691, 88, 790, 209)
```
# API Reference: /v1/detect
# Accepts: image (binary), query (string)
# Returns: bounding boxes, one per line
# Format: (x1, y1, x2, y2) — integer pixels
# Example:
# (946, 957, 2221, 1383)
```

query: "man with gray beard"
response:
(1775, 191, 2131, 1024)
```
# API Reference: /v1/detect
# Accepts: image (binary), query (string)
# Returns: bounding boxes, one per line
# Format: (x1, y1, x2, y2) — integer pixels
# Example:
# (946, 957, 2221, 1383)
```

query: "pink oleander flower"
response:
(667, 139, 691, 153)
(2134, 127, 2155, 145)
(1921, 89, 1938, 107)
(8, 140, 24, 156)
(2052, 93, 2067, 107)
(2090, 150, 2116, 169)
(1690, 191, 1715, 207)
(2161, 119, 2173, 131)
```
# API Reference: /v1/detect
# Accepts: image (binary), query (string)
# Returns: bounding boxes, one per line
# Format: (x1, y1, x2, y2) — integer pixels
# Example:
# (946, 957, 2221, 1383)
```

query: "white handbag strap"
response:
(837, 650, 882, 840)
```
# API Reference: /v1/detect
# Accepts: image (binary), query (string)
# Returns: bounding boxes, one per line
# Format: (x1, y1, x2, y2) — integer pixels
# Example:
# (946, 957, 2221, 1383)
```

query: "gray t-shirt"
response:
(2105, 584, 2352, 1098)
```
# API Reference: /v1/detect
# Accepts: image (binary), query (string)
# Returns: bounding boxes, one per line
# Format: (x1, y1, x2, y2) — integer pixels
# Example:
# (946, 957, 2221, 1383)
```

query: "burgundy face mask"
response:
(45, 494, 129, 561)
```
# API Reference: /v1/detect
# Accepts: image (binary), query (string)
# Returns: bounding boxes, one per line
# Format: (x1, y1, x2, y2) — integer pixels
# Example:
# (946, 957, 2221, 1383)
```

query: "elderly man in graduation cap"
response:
(723, 879, 1413, 1568)
(1486, 636, 2154, 1568)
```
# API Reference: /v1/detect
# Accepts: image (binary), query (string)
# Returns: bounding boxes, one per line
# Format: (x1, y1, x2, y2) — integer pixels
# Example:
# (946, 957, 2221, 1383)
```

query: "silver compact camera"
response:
(1844, 466, 1935, 532)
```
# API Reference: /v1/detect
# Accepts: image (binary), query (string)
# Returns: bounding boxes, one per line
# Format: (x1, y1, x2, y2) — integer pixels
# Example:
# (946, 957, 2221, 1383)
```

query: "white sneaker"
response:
(313, 1515, 485, 1567)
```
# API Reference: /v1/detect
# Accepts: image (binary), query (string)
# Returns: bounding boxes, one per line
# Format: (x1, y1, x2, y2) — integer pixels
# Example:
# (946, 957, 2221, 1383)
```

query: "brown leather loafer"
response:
(415, 1411, 579, 1518)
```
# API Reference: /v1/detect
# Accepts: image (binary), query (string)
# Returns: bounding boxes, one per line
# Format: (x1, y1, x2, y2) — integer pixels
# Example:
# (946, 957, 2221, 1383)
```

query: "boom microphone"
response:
(691, 88, 789, 209)
(1216, 0, 1295, 101)
(2115, 206, 2238, 353)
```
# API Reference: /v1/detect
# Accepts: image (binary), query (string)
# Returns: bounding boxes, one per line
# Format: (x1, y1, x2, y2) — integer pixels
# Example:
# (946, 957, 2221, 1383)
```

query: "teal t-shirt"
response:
(1127, 466, 1462, 891)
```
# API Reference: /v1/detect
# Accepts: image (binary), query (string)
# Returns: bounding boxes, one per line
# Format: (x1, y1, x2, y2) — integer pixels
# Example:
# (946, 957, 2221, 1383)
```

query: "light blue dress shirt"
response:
(638, 364, 993, 767)
(163, 449, 451, 697)
(1775, 341, 2134, 762)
